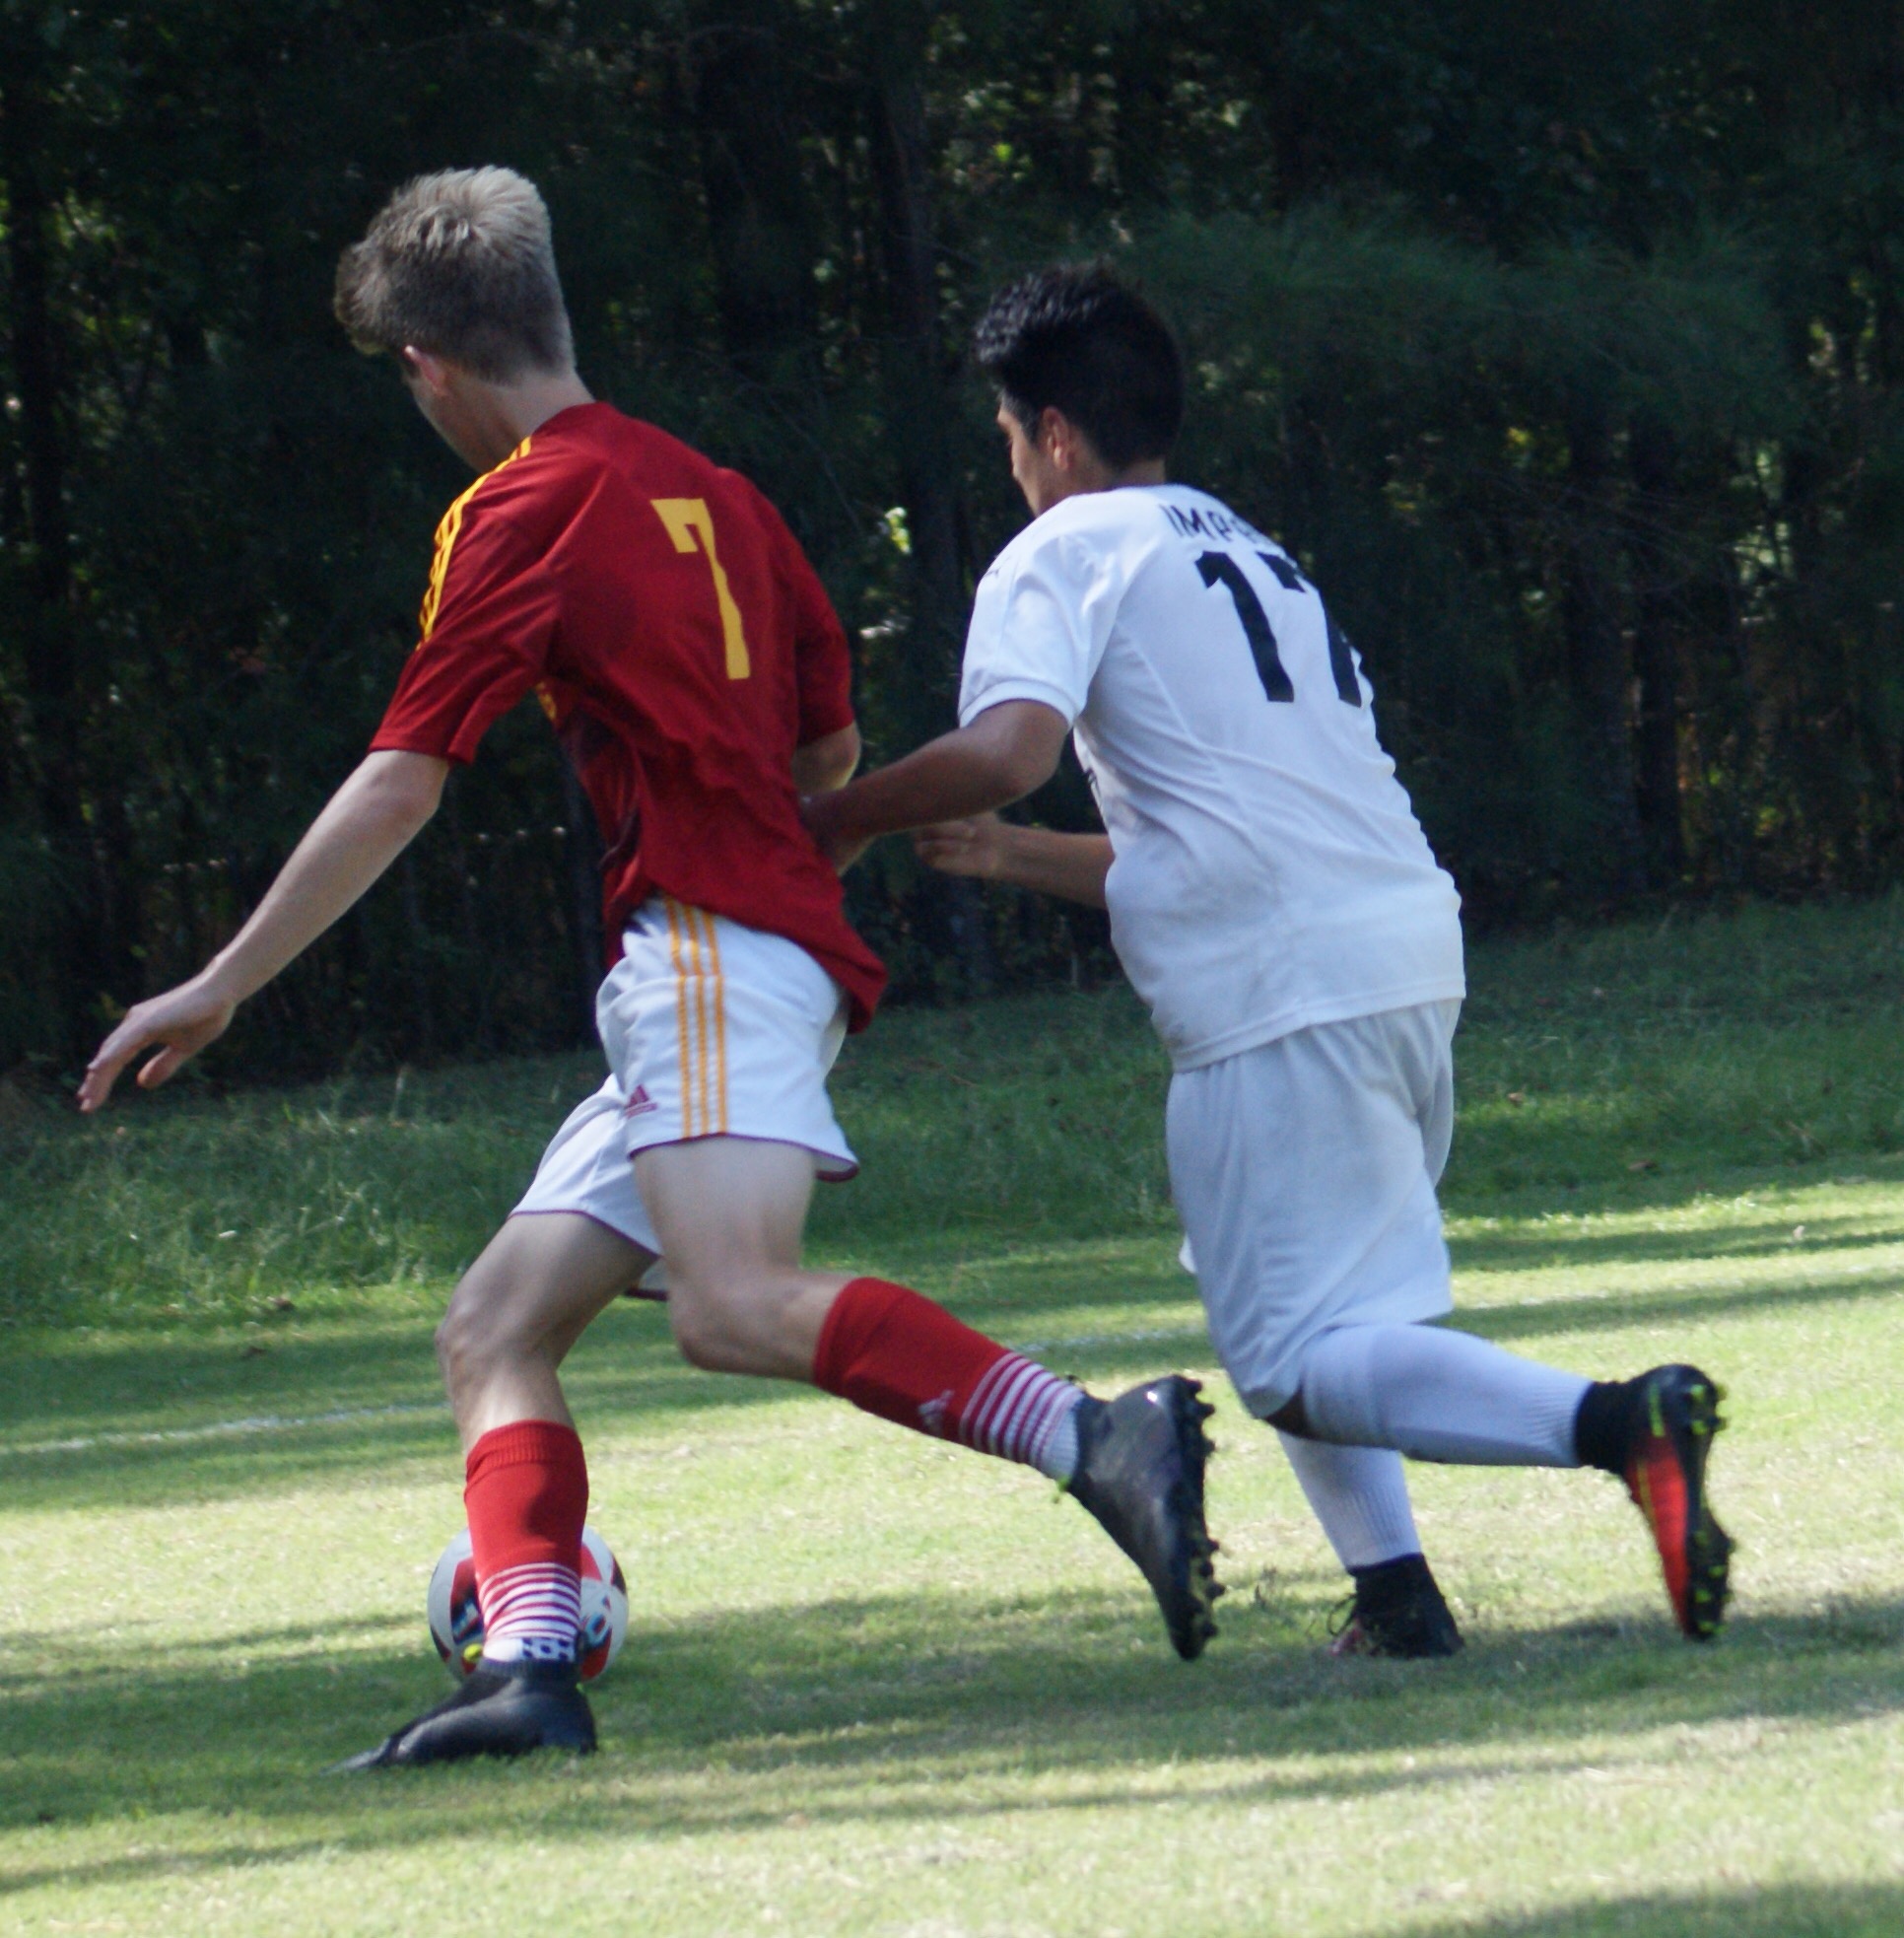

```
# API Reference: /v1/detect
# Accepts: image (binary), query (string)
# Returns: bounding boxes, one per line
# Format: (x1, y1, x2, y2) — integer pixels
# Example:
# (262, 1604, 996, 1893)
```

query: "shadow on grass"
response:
(1401, 1883, 1904, 1938)
(9, 1229, 1904, 1515)
(4, 1583, 1901, 1887)
(1460, 1265, 1904, 1346)
(0, 1271, 1195, 1512)
(1452, 1211, 1904, 1277)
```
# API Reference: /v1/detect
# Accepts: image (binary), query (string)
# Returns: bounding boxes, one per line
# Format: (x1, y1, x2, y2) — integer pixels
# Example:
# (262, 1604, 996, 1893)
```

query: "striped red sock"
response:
(813, 1278, 1079, 1476)
(464, 1419, 587, 1666)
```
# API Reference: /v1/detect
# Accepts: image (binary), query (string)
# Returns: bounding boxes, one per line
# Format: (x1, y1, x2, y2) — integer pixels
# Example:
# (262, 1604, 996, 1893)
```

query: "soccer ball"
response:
(427, 1524, 630, 1682)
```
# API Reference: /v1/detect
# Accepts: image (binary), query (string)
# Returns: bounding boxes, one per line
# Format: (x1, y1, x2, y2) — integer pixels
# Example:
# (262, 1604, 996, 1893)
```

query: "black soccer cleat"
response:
(1327, 1554, 1463, 1660)
(1621, 1363, 1734, 1641)
(1067, 1374, 1223, 1659)
(328, 1658, 596, 1771)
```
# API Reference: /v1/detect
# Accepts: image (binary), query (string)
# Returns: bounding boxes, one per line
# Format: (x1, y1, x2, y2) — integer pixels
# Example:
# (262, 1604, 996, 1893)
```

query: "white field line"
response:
(1, 1400, 443, 1459)
(4, 1326, 1209, 1461)
(1017, 1324, 1205, 1356)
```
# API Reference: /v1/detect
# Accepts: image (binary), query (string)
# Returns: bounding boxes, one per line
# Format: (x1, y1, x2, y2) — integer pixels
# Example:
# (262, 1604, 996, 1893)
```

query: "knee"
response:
(436, 1281, 521, 1394)
(665, 1268, 790, 1375)
(1265, 1393, 1312, 1436)
(666, 1282, 738, 1373)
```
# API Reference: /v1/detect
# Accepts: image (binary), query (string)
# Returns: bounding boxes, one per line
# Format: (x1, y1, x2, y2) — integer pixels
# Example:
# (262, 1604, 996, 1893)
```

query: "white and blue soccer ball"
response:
(427, 1523, 630, 1682)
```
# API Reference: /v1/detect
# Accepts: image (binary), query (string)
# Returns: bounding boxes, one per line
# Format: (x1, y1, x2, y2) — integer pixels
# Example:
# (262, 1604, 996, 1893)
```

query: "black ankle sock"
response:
(1349, 1552, 1432, 1609)
(1573, 1379, 1635, 1475)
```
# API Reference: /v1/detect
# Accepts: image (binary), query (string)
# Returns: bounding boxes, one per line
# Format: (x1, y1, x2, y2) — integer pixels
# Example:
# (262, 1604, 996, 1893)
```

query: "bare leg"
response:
(633, 1137, 851, 1380)
(435, 1212, 656, 1450)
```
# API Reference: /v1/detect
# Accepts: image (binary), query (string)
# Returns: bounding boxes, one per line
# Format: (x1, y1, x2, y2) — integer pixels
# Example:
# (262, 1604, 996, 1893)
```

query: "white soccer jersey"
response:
(958, 484, 1464, 1071)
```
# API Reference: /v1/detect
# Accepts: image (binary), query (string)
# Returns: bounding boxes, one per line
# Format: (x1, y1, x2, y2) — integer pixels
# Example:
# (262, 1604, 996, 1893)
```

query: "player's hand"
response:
(78, 976, 238, 1113)
(800, 792, 870, 874)
(914, 813, 1010, 880)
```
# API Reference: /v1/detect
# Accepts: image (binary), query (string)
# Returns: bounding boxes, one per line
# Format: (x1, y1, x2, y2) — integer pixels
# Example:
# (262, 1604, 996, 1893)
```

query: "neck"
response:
(1043, 454, 1168, 514)
(499, 370, 594, 443)
(1100, 456, 1168, 491)
(468, 370, 594, 467)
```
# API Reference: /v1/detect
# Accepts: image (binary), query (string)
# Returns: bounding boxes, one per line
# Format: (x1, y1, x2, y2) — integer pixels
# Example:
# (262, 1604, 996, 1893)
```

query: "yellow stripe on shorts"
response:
(663, 898, 698, 1138)
(686, 909, 713, 1139)
(663, 898, 728, 1139)
(699, 907, 729, 1134)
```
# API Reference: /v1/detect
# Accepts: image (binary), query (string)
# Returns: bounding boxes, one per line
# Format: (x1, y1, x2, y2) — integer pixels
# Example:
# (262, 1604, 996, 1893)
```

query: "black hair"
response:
(973, 265, 1184, 468)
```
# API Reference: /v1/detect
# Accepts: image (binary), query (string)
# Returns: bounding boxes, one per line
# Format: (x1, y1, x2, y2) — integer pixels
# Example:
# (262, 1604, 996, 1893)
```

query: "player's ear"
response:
(399, 345, 450, 396)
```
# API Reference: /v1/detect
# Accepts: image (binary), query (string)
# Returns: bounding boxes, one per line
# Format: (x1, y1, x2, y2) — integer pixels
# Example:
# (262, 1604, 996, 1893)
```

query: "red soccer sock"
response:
(812, 1277, 1079, 1475)
(463, 1419, 588, 1666)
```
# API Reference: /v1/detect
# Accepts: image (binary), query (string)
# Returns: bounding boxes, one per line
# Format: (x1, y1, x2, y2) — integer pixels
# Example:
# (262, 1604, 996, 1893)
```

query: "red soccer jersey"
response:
(371, 402, 886, 1027)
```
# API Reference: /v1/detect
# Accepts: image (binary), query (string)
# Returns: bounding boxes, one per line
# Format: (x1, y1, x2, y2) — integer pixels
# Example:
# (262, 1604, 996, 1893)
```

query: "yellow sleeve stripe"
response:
(416, 434, 534, 647)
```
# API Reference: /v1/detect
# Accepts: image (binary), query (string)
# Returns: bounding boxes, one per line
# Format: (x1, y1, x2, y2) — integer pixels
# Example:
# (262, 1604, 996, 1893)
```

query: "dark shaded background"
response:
(4, 1, 1902, 1073)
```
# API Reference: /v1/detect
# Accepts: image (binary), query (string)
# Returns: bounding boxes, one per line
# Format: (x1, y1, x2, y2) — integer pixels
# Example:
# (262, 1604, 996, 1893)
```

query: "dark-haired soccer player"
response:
(79, 174, 1221, 1766)
(805, 265, 1733, 1656)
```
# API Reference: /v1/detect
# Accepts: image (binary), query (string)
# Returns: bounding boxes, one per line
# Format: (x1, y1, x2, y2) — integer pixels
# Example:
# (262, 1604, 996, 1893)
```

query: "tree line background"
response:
(3, 1, 1903, 1076)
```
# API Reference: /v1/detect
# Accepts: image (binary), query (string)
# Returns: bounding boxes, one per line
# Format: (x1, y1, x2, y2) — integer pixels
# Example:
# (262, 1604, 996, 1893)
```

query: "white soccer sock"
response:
(1275, 1432, 1423, 1570)
(478, 1561, 581, 1666)
(1040, 1396, 1082, 1483)
(961, 1354, 1082, 1481)
(1297, 1323, 1589, 1467)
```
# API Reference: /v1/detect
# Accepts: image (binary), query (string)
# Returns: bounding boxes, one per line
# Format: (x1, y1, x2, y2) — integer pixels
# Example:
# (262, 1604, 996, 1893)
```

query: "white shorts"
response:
(510, 896, 858, 1259)
(1166, 1001, 1460, 1419)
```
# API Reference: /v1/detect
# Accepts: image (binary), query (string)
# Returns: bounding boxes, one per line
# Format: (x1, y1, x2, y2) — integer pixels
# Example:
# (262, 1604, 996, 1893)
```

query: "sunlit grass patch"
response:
(4, 899, 1904, 1931)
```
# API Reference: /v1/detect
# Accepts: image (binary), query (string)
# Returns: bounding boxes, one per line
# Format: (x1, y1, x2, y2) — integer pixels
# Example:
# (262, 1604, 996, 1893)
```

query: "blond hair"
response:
(334, 167, 574, 381)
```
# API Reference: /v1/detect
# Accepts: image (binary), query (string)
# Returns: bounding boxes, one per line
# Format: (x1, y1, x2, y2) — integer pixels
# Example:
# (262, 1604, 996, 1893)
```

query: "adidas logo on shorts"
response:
(621, 1083, 660, 1119)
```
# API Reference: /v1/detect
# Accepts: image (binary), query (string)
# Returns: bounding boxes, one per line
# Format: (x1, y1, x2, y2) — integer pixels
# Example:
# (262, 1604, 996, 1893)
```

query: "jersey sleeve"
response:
(370, 463, 560, 765)
(957, 524, 1120, 729)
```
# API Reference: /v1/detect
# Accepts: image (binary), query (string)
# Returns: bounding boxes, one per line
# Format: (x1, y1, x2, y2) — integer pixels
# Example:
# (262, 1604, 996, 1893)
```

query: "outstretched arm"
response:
(801, 700, 1069, 871)
(79, 750, 449, 1111)
(914, 814, 1112, 909)
(790, 722, 860, 796)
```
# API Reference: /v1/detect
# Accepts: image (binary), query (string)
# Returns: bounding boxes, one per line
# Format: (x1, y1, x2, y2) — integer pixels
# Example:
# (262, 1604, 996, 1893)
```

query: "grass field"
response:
(4, 898, 1904, 1935)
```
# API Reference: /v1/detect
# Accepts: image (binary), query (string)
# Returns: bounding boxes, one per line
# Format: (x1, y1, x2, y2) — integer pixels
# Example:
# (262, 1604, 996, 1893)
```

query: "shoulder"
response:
(986, 488, 1175, 592)
(445, 416, 605, 538)
(586, 412, 802, 544)
(1038, 486, 1176, 546)
(579, 405, 757, 508)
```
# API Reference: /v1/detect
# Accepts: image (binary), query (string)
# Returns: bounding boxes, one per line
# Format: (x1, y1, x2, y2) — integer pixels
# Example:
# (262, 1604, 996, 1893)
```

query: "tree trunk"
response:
(1562, 393, 1645, 899)
(0, 48, 113, 1053)
(868, 65, 966, 738)
(0, 57, 77, 782)
(688, 4, 819, 377)
(866, 38, 995, 993)
(1629, 415, 1685, 885)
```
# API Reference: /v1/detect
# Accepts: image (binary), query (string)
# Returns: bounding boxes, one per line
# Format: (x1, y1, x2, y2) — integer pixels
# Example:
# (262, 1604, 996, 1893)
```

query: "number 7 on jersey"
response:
(651, 498, 751, 678)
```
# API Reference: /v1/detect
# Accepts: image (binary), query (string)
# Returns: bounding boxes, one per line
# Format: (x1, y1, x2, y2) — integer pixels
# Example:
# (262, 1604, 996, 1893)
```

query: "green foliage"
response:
(4, 3, 1904, 1065)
